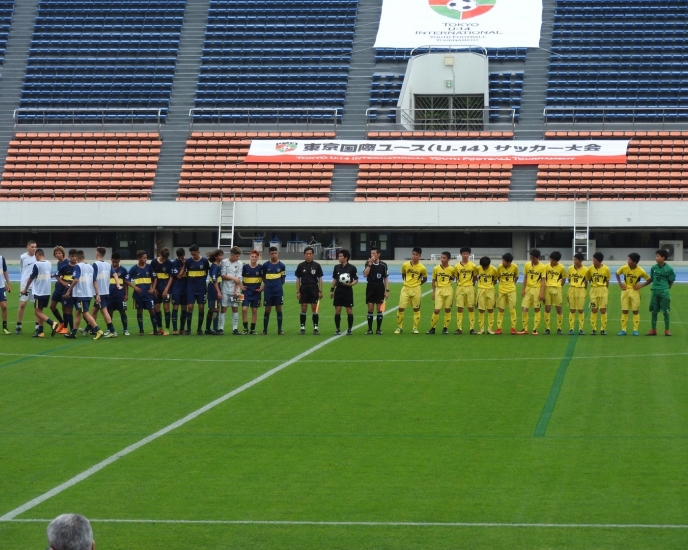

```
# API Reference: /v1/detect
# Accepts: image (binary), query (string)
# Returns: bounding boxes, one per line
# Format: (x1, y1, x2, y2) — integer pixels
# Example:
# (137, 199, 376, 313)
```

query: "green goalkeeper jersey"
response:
(650, 263, 676, 291)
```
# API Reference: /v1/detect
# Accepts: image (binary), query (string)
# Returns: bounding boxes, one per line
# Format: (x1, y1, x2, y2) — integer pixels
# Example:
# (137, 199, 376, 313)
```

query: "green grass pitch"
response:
(1, 282, 687, 549)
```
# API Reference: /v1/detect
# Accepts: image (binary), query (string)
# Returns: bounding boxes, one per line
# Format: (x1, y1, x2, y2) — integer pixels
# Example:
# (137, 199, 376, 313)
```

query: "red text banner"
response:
(245, 140, 630, 165)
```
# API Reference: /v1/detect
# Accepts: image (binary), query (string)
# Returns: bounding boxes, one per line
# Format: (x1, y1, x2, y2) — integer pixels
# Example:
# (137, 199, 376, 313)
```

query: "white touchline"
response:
(0, 290, 431, 521)
(5, 518, 688, 529)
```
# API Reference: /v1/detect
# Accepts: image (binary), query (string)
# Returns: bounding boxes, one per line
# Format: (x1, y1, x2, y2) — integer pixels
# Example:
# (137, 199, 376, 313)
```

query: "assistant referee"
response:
(362, 246, 389, 335)
(295, 246, 324, 335)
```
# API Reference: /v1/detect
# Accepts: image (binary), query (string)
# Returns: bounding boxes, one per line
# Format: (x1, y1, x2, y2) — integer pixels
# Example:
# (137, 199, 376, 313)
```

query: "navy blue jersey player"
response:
(205, 249, 223, 334)
(108, 252, 130, 335)
(170, 247, 188, 334)
(185, 244, 210, 335)
(241, 250, 265, 335)
(49, 246, 69, 332)
(0, 252, 10, 334)
(261, 246, 286, 335)
(124, 250, 160, 336)
(151, 247, 174, 334)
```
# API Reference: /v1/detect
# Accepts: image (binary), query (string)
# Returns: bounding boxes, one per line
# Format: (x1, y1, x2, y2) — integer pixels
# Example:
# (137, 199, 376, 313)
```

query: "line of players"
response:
(394, 246, 675, 337)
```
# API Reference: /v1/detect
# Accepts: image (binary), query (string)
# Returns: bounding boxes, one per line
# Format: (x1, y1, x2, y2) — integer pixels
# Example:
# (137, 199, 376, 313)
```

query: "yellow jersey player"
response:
(518, 249, 547, 335)
(543, 251, 566, 334)
(495, 253, 519, 335)
(475, 256, 498, 335)
(395, 247, 428, 334)
(586, 251, 611, 335)
(615, 252, 650, 336)
(567, 253, 588, 335)
(453, 246, 478, 335)
(426, 251, 455, 335)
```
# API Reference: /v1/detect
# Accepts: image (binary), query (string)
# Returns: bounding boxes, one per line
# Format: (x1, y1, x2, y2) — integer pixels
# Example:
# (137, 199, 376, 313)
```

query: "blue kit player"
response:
(205, 249, 223, 335)
(56, 249, 77, 336)
(0, 251, 10, 334)
(124, 250, 160, 336)
(170, 247, 188, 335)
(108, 252, 130, 336)
(49, 246, 68, 332)
(241, 250, 264, 335)
(262, 246, 286, 335)
(151, 247, 174, 334)
(63, 250, 103, 340)
(185, 244, 210, 335)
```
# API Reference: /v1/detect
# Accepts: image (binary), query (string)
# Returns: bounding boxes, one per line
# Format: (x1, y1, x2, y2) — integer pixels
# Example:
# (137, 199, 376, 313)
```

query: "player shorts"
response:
(94, 295, 109, 310)
(108, 299, 127, 313)
(366, 282, 386, 305)
(187, 291, 207, 305)
(19, 288, 33, 302)
(50, 288, 64, 303)
(521, 286, 542, 309)
(333, 286, 354, 308)
(497, 290, 517, 310)
(434, 286, 454, 310)
(477, 288, 495, 310)
(207, 288, 220, 309)
(73, 298, 91, 312)
(589, 287, 608, 311)
(399, 285, 422, 309)
(243, 296, 261, 309)
(544, 286, 563, 307)
(649, 289, 670, 313)
(621, 289, 641, 311)
(154, 290, 171, 305)
(34, 295, 49, 309)
(171, 292, 188, 307)
(299, 283, 320, 304)
(264, 293, 284, 307)
(0, 287, 5, 303)
(567, 287, 587, 310)
(455, 285, 475, 309)
(61, 295, 74, 308)
(221, 294, 240, 308)
(134, 295, 155, 311)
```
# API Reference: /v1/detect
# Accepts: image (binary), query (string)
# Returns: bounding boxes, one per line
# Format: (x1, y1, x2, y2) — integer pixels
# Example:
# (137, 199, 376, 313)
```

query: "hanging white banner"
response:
(374, 0, 542, 49)
(245, 140, 630, 165)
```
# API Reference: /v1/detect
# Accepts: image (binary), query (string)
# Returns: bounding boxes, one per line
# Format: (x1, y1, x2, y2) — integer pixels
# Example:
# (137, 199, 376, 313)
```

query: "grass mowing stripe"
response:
(0, 342, 83, 369)
(0, 291, 430, 521)
(5, 518, 688, 529)
(534, 334, 579, 437)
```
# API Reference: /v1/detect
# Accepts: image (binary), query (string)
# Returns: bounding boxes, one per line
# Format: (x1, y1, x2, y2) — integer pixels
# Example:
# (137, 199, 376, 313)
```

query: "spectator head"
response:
(47, 514, 94, 550)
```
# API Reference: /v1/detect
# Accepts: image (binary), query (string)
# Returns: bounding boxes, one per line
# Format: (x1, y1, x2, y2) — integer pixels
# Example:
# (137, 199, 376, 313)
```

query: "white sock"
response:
(218, 313, 225, 330)
(232, 312, 239, 330)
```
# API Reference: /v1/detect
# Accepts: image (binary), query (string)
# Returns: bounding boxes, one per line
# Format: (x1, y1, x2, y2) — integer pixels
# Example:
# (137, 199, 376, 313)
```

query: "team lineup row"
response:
(0, 242, 676, 339)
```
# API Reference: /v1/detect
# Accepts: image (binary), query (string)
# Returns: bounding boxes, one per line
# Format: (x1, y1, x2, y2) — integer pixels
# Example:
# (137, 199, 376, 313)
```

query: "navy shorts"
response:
(264, 293, 283, 307)
(187, 292, 206, 305)
(243, 296, 261, 309)
(74, 298, 91, 312)
(0, 287, 5, 303)
(51, 288, 64, 303)
(108, 299, 127, 313)
(95, 295, 109, 309)
(134, 295, 155, 311)
(154, 290, 171, 305)
(34, 295, 50, 309)
(61, 295, 75, 308)
(171, 292, 188, 307)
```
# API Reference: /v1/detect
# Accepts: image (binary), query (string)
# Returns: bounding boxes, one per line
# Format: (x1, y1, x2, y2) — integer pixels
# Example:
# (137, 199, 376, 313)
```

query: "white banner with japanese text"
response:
(245, 140, 630, 165)
(374, 0, 542, 49)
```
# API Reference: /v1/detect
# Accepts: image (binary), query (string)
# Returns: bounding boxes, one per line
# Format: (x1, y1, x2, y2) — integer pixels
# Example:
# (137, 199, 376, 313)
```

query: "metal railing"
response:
(543, 107, 688, 129)
(366, 107, 517, 132)
(13, 108, 164, 128)
(189, 107, 340, 130)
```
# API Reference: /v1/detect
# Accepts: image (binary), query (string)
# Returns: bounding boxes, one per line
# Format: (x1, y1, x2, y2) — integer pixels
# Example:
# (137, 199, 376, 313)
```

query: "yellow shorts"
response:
(589, 287, 608, 310)
(521, 286, 542, 309)
(477, 288, 495, 310)
(544, 286, 563, 306)
(455, 285, 475, 309)
(399, 285, 422, 310)
(567, 287, 587, 310)
(621, 289, 641, 311)
(497, 290, 517, 310)
(434, 286, 454, 310)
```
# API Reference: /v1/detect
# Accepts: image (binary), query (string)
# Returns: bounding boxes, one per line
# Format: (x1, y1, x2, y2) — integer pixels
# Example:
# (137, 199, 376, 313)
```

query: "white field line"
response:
(4, 518, 688, 529)
(0, 292, 430, 521)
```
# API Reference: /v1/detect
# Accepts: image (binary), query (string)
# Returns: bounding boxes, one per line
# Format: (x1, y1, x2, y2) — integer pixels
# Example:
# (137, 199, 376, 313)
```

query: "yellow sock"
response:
(479, 312, 485, 331)
(510, 308, 517, 329)
(557, 314, 563, 330)
(590, 311, 597, 330)
(497, 310, 504, 329)
(579, 312, 585, 330)
(534, 310, 541, 329)
(457, 311, 463, 329)
(522, 310, 529, 331)
(444, 311, 452, 329)
(488, 311, 494, 330)
(397, 310, 404, 328)
(633, 314, 640, 331)
(431, 312, 439, 328)
(544, 311, 551, 330)
(568, 312, 575, 330)
(413, 310, 420, 329)
(469, 310, 475, 330)
(620, 313, 628, 331)
(601, 312, 607, 330)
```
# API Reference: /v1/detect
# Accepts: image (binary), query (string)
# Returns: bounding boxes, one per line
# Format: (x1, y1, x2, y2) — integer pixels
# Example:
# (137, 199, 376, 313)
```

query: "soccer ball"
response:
(339, 272, 351, 285)
(447, 0, 477, 11)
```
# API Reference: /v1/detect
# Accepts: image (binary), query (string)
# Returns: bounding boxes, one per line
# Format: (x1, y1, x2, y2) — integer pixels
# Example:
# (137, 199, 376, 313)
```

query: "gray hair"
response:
(47, 514, 93, 550)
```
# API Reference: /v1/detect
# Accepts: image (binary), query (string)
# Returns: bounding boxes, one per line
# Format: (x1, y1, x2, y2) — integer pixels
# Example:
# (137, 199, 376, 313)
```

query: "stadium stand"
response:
(546, 0, 688, 122)
(357, 131, 513, 201)
(374, 47, 527, 63)
(193, 0, 358, 123)
(0, 0, 13, 65)
(18, 0, 184, 123)
(0, 132, 160, 200)
(178, 131, 335, 201)
(536, 131, 688, 200)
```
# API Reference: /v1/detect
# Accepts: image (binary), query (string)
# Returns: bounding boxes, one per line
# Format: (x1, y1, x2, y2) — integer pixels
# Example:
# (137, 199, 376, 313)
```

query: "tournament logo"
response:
(275, 142, 298, 153)
(429, 0, 496, 20)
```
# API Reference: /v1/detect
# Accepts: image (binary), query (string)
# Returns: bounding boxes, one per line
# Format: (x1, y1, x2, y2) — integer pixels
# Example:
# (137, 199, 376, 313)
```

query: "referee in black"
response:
(363, 246, 390, 334)
(295, 246, 324, 334)
(330, 248, 358, 335)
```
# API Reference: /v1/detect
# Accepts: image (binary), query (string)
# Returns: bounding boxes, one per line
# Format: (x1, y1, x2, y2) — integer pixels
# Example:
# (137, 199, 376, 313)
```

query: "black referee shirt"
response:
(295, 260, 324, 285)
(365, 261, 388, 284)
(332, 263, 359, 286)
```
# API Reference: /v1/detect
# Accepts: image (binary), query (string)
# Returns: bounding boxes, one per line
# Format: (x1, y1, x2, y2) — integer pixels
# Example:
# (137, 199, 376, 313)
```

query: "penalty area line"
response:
(0, 291, 430, 522)
(5, 518, 688, 529)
